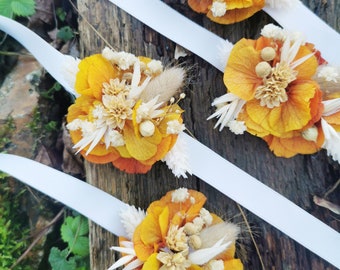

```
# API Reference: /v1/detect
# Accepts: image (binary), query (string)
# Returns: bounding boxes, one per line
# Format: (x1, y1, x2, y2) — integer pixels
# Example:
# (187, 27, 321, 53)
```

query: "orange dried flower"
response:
(188, 0, 265, 24)
(66, 48, 187, 174)
(209, 24, 328, 158)
(109, 188, 243, 270)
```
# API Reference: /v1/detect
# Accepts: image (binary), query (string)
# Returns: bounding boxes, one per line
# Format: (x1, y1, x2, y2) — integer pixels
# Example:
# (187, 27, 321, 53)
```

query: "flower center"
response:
(255, 62, 297, 108)
(102, 94, 133, 129)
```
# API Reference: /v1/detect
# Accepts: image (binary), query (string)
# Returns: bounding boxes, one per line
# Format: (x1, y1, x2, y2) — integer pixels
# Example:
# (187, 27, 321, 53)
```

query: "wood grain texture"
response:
(77, 0, 340, 269)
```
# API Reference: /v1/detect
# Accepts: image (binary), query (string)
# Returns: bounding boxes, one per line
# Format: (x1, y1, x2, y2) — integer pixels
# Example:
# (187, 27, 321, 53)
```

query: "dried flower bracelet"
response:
(209, 24, 340, 161)
(64, 48, 191, 177)
(109, 188, 243, 270)
(187, 0, 297, 24)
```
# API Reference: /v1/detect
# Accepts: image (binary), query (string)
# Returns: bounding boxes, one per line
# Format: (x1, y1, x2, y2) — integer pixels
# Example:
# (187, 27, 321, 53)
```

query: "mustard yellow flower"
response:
(109, 188, 243, 270)
(66, 48, 187, 174)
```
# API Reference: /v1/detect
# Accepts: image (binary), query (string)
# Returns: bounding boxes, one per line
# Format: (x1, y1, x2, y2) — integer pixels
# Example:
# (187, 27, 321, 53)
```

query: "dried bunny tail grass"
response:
(140, 67, 186, 103)
(199, 222, 240, 249)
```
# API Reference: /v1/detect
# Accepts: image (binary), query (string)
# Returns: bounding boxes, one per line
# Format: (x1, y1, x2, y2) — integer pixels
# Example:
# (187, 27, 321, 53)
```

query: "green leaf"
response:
(48, 247, 77, 270)
(61, 216, 89, 256)
(0, 0, 13, 17)
(0, 0, 35, 17)
(57, 26, 74, 42)
(11, 0, 35, 16)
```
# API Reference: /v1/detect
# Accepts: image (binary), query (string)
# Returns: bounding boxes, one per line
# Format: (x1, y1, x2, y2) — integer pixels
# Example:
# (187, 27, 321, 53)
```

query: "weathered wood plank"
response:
(77, 0, 340, 269)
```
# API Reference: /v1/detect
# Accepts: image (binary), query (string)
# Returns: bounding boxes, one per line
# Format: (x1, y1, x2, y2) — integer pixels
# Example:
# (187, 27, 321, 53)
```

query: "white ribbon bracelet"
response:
(0, 13, 339, 268)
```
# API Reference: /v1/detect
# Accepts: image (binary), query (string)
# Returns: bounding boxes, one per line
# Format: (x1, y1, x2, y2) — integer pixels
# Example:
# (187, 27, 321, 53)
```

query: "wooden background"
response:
(76, 0, 340, 269)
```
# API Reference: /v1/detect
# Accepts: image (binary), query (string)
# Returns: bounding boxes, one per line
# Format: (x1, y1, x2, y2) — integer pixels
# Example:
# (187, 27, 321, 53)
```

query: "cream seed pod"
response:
(139, 120, 155, 137)
(255, 61, 272, 78)
(261, 46, 276, 61)
(189, 235, 202, 249)
(302, 125, 319, 142)
(183, 222, 200, 235)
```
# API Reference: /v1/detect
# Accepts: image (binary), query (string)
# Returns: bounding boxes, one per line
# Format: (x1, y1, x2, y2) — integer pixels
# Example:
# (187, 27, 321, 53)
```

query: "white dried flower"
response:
(163, 132, 191, 178)
(167, 120, 185, 134)
(210, 1, 227, 17)
(146, 59, 163, 75)
(207, 93, 246, 131)
(120, 205, 146, 239)
(227, 120, 247, 135)
(321, 118, 340, 162)
(317, 65, 339, 82)
(104, 128, 125, 148)
(102, 47, 137, 70)
(261, 23, 287, 41)
(61, 55, 80, 96)
(136, 96, 164, 123)
(171, 187, 190, 203)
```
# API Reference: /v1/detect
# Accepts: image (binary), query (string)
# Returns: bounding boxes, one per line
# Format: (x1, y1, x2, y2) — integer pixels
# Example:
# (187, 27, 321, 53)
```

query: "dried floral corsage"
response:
(209, 24, 340, 161)
(109, 188, 243, 270)
(65, 47, 190, 176)
(187, 0, 297, 24)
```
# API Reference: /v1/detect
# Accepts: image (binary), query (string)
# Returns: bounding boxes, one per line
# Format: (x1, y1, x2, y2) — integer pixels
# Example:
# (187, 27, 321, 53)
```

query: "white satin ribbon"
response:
(0, 154, 129, 237)
(0, 15, 340, 268)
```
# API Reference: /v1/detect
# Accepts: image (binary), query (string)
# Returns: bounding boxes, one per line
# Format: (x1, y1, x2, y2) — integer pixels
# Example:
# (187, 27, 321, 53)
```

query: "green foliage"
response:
(0, 115, 15, 151)
(56, 7, 66, 22)
(40, 82, 62, 100)
(48, 247, 77, 270)
(0, 0, 36, 18)
(0, 179, 31, 270)
(61, 216, 89, 257)
(57, 26, 75, 42)
(49, 214, 90, 270)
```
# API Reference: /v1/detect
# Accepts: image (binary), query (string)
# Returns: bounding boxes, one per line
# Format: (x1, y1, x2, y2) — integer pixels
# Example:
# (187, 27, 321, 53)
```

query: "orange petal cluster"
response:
(221, 33, 327, 158)
(188, 0, 265, 24)
(66, 52, 184, 174)
(126, 189, 243, 269)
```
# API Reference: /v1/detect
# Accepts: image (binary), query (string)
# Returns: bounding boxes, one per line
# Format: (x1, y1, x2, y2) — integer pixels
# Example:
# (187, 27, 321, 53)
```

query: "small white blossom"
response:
(261, 23, 287, 41)
(104, 128, 125, 148)
(167, 120, 185, 134)
(210, 1, 227, 17)
(136, 96, 164, 123)
(317, 66, 339, 82)
(146, 59, 163, 75)
(120, 205, 146, 240)
(171, 188, 190, 203)
(321, 118, 340, 162)
(163, 133, 191, 178)
(227, 120, 247, 135)
(102, 47, 137, 70)
(61, 55, 80, 97)
(217, 39, 232, 71)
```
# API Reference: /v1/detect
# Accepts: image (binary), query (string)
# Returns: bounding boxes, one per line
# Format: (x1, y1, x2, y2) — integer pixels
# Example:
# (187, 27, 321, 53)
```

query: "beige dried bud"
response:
(139, 120, 155, 137)
(302, 126, 318, 142)
(189, 235, 202, 249)
(183, 222, 199, 235)
(261, 47, 276, 61)
(255, 61, 272, 78)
